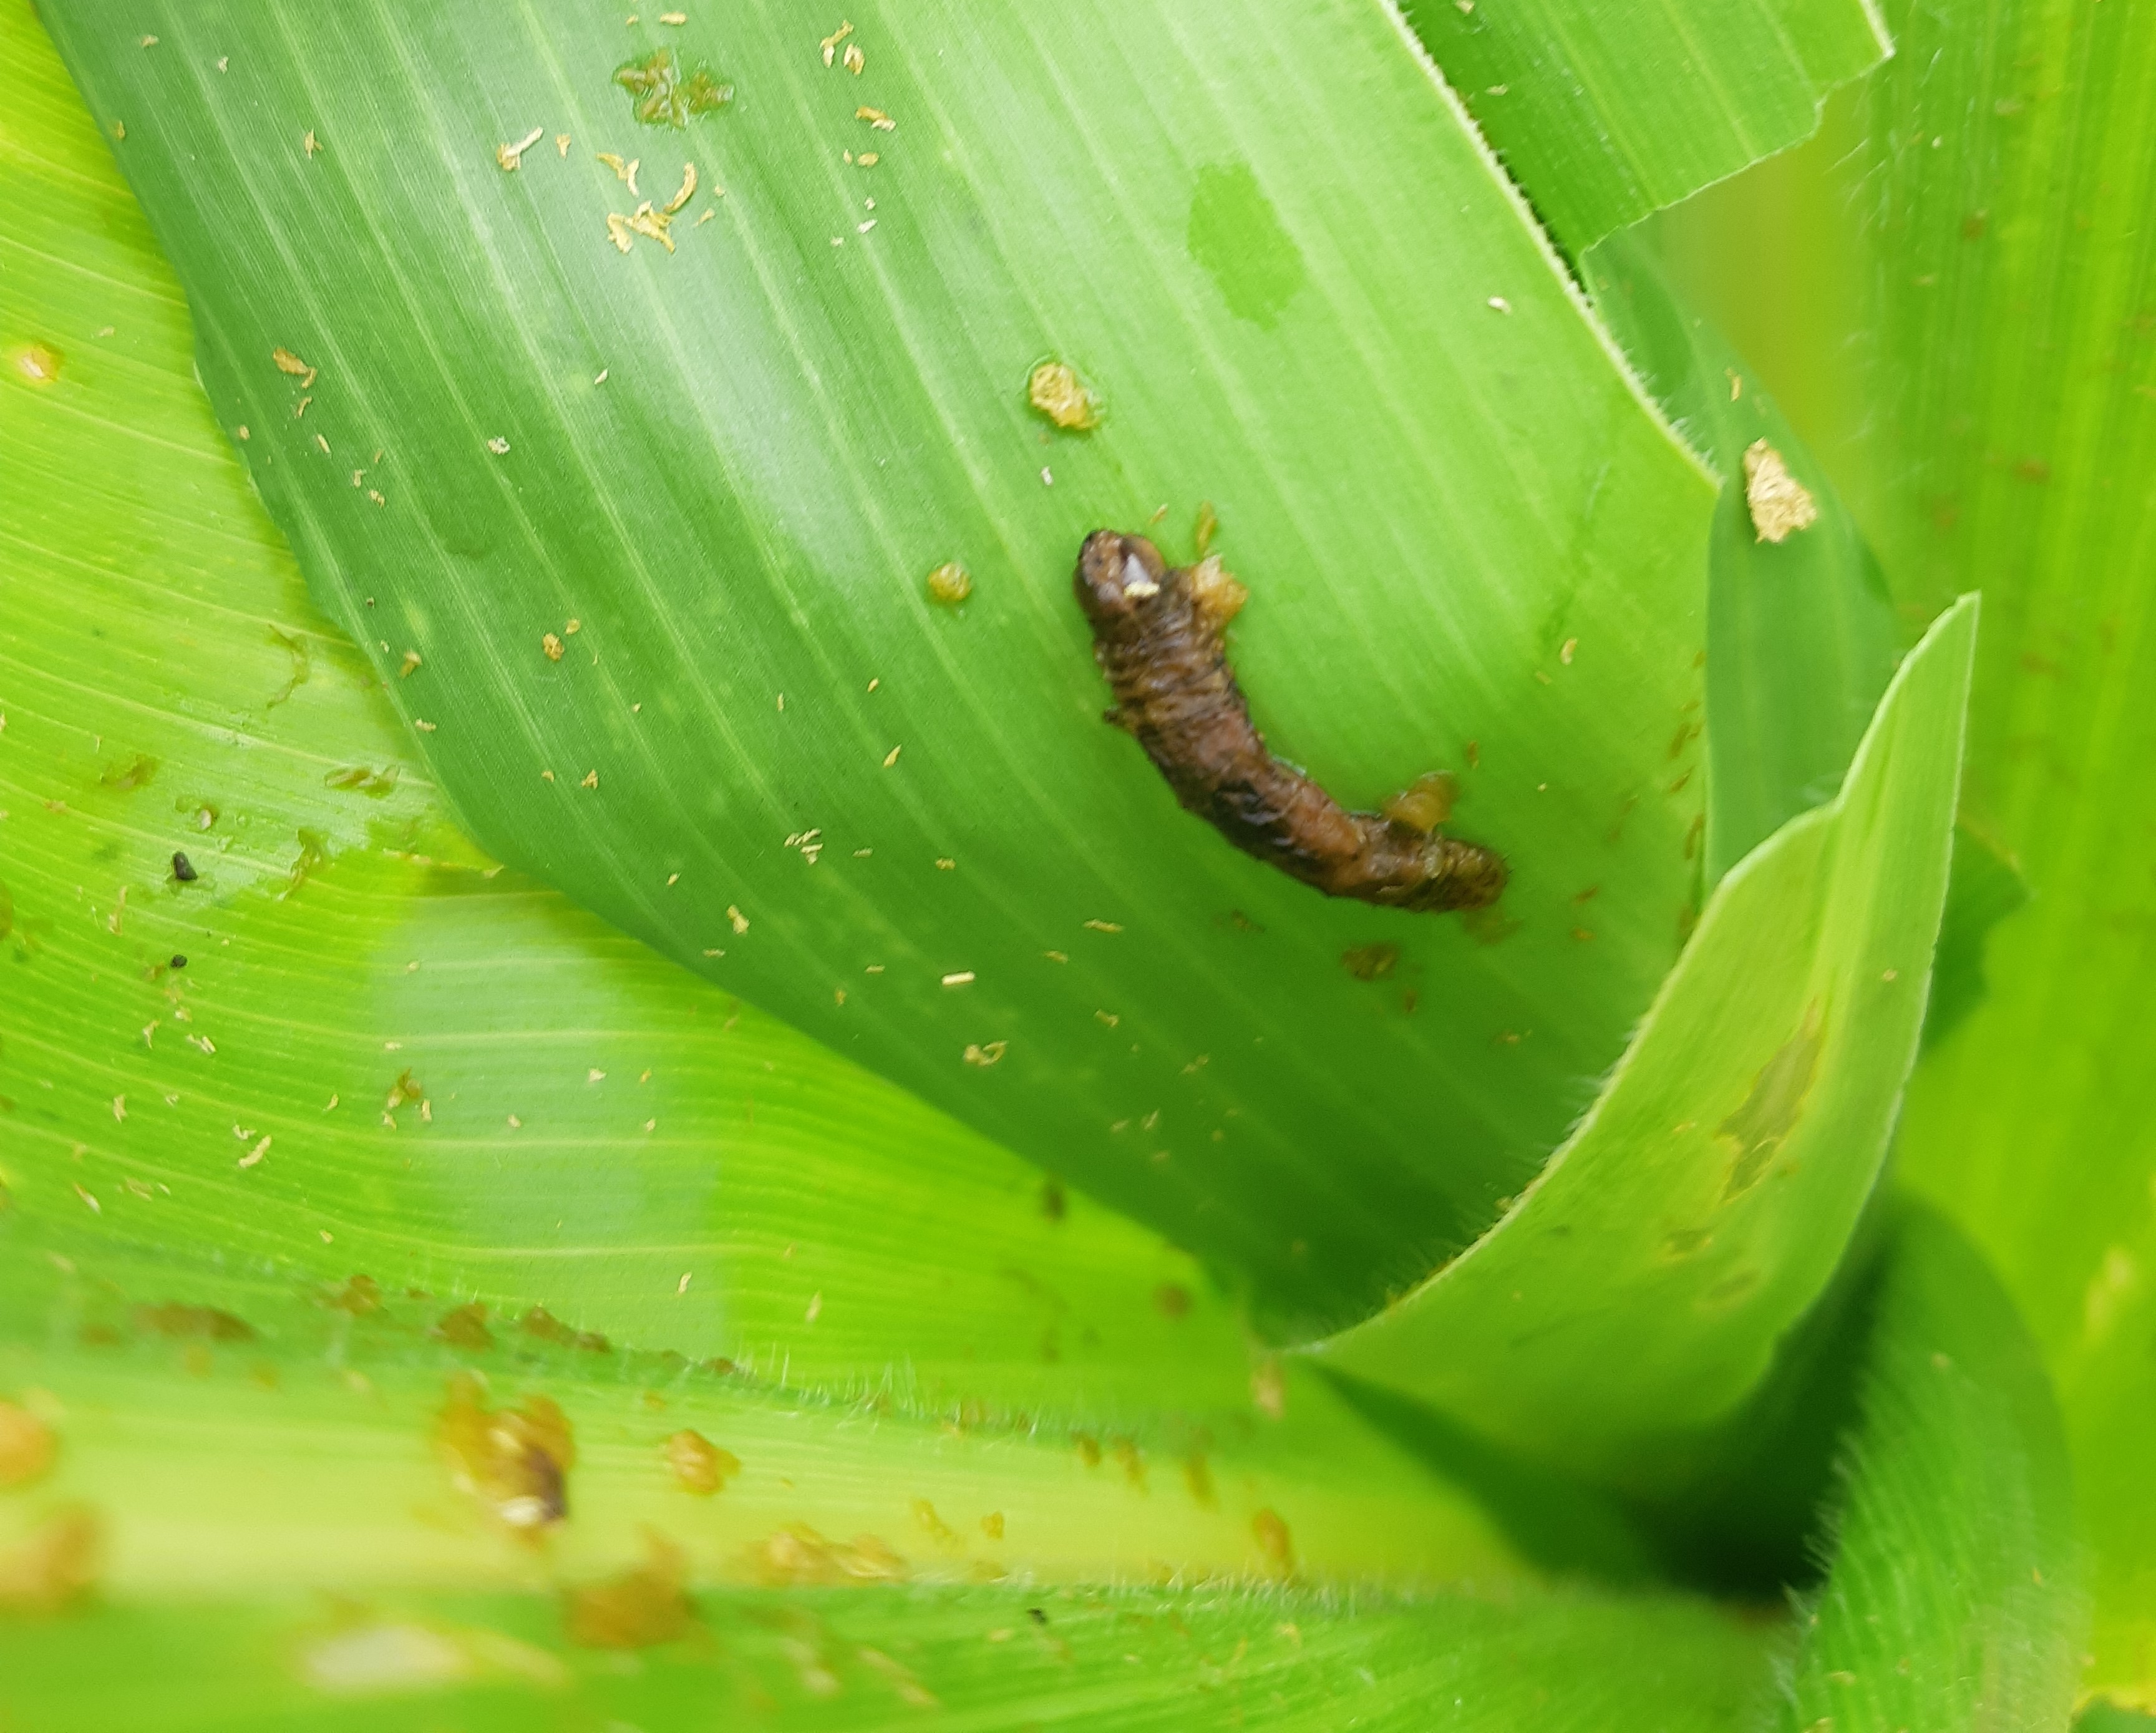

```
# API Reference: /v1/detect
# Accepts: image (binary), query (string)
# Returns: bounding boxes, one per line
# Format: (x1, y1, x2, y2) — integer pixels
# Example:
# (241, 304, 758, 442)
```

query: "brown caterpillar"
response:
(1076, 530, 1507, 913)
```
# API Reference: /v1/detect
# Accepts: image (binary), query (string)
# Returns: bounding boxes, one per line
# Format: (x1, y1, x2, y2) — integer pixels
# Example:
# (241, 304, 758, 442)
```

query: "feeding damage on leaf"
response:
(1075, 531, 1506, 913)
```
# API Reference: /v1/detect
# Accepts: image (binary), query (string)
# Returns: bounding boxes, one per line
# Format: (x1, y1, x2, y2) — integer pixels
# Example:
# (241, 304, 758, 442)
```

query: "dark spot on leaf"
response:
(0, 1507, 100, 1613)
(324, 764, 401, 797)
(1187, 162, 1305, 328)
(1706, 1269, 1760, 1304)
(266, 624, 310, 709)
(1461, 903, 1522, 946)
(287, 828, 331, 896)
(1026, 1606, 1049, 1625)
(1341, 942, 1399, 981)
(169, 954, 186, 969)
(1038, 1178, 1066, 1221)
(565, 1535, 696, 1648)
(1719, 1007, 1823, 1198)
(432, 1302, 493, 1351)
(435, 1373, 571, 1531)
(521, 1305, 610, 1352)
(170, 851, 197, 882)
(324, 1274, 382, 1315)
(1153, 1283, 1192, 1319)
(100, 753, 157, 792)
(134, 1302, 255, 1341)
(664, 1429, 739, 1495)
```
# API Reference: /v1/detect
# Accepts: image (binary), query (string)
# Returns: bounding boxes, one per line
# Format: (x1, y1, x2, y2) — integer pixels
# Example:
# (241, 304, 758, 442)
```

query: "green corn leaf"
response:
(1776, 1203, 2082, 1732)
(36, 0, 1728, 1331)
(1654, 0, 2156, 1690)
(0, 0, 1263, 1441)
(1307, 595, 1972, 1483)
(0, 1581, 1784, 1733)
(1398, 0, 1890, 251)
(0, 1248, 1782, 1729)
(1580, 227, 1900, 886)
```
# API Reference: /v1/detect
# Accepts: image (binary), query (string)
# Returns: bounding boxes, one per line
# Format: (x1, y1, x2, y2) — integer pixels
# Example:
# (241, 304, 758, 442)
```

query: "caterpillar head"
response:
(1074, 530, 1168, 627)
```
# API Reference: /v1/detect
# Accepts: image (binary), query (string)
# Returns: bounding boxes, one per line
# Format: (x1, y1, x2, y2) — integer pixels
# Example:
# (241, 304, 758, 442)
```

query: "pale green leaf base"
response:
(1777, 1204, 2082, 1732)
(1309, 596, 1973, 1482)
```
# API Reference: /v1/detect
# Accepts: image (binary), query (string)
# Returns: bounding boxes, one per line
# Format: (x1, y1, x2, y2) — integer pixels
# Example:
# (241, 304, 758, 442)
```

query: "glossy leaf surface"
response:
(39, 0, 1727, 1329)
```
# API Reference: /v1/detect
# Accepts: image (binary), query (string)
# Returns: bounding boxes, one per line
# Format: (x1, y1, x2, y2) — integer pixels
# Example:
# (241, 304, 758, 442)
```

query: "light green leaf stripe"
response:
(1308, 596, 1974, 1482)
(39, 0, 1721, 1329)
(1777, 1203, 2082, 1733)
(1399, 0, 1890, 251)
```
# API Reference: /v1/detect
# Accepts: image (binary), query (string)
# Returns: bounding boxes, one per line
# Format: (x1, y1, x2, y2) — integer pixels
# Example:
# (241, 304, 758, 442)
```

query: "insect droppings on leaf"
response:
(171, 851, 197, 882)
(1253, 1507, 1293, 1571)
(271, 346, 316, 387)
(615, 49, 732, 127)
(1076, 530, 1507, 913)
(0, 1507, 100, 1614)
(542, 633, 565, 661)
(435, 1374, 573, 1533)
(0, 1402, 56, 1488)
(1027, 360, 1102, 431)
(1341, 943, 1399, 981)
(10, 342, 62, 386)
(820, 19, 853, 64)
(626, 202, 677, 251)
(1381, 771, 1457, 833)
(1741, 440, 1819, 543)
(664, 1429, 739, 1495)
(565, 1535, 695, 1648)
(963, 1041, 1007, 1067)
(926, 561, 971, 605)
(1193, 499, 1218, 555)
(856, 105, 896, 130)
(431, 1302, 493, 1352)
(745, 1524, 905, 1587)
